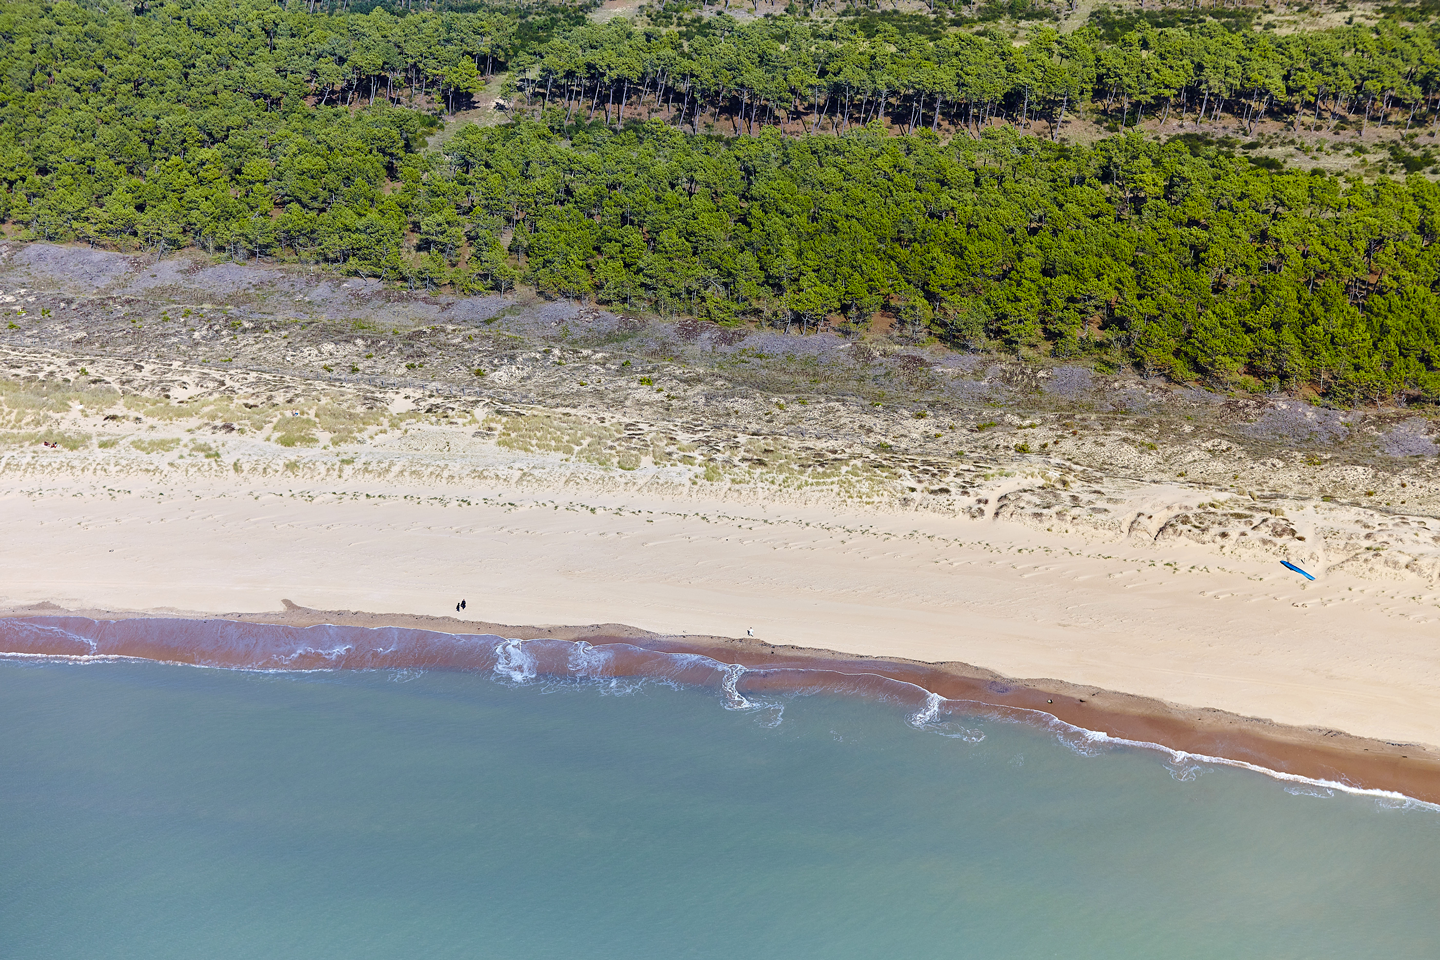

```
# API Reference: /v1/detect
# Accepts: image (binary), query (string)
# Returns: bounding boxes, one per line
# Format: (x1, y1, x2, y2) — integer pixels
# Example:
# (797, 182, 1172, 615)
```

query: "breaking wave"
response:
(1, 616, 1435, 811)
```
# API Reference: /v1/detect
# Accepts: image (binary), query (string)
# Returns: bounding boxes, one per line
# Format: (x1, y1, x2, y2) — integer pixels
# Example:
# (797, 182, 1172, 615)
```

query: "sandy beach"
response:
(5, 467, 1440, 796)
(4, 242, 1440, 800)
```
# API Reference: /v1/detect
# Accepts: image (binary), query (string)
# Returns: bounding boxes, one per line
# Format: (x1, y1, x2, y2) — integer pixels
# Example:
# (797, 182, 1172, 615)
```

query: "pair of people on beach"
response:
(455, 599, 466, 613)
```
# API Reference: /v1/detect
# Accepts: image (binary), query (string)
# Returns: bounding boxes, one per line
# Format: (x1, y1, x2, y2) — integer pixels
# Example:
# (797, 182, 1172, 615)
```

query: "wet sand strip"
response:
(4, 603, 1438, 805)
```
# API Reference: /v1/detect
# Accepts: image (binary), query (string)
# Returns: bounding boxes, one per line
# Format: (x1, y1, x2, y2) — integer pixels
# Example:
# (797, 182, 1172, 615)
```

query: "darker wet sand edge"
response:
(6, 600, 1439, 805)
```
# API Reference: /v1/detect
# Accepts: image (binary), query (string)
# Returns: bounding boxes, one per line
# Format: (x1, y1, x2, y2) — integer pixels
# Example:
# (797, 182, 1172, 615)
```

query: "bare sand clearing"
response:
(5, 472, 1439, 759)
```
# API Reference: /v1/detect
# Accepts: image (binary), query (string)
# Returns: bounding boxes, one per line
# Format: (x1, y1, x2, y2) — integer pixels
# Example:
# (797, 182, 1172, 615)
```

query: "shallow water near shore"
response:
(2, 658, 1438, 960)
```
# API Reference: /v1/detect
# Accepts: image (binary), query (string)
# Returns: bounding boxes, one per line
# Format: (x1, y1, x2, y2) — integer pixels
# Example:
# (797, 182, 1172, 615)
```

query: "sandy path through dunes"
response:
(4, 477, 1439, 749)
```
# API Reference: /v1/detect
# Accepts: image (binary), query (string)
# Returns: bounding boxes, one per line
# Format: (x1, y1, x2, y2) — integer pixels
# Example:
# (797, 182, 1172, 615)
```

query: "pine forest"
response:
(7, 0, 1440, 400)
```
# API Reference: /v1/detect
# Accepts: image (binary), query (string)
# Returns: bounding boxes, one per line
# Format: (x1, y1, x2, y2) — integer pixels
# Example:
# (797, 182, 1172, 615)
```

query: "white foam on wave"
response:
(719, 663, 751, 710)
(595, 645, 779, 717)
(485, 637, 765, 707)
(908, 690, 986, 742)
(899, 690, 1440, 811)
(0, 651, 134, 665)
(663, 651, 731, 681)
(567, 641, 611, 677)
(1047, 716, 1440, 814)
(1285, 784, 1336, 799)
(492, 639, 537, 683)
(8, 619, 1436, 812)
(561, 642, 645, 696)
(4, 619, 98, 654)
(269, 643, 355, 667)
(1166, 760, 1204, 783)
(755, 702, 785, 727)
(909, 691, 943, 727)
(930, 723, 986, 742)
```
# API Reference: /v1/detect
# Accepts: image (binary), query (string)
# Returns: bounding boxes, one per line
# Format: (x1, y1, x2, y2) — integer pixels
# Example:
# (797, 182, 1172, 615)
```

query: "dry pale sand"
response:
(5, 469, 1440, 753)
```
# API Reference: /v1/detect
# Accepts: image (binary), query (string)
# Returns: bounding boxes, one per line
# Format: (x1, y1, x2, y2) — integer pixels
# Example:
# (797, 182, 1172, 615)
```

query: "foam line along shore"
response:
(4, 610, 1437, 806)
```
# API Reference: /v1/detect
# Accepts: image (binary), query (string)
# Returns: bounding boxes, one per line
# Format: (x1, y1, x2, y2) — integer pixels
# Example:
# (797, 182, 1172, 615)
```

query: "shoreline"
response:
(7, 603, 1440, 806)
(7, 261, 1440, 814)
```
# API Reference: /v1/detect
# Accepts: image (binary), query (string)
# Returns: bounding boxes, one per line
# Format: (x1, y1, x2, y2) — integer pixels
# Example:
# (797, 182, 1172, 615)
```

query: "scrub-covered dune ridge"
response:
(4, 240, 1440, 584)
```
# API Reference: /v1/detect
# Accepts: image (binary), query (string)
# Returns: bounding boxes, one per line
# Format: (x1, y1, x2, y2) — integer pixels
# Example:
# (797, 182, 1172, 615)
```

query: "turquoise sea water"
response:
(2, 656, 1438, 960)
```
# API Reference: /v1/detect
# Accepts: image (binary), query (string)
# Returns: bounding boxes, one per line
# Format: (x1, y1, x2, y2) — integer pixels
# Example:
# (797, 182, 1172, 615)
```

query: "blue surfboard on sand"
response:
(1281, 560, 1316, 581)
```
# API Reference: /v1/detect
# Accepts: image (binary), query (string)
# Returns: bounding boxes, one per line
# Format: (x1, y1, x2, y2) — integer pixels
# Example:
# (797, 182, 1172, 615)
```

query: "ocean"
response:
(1, 635, 1438, 959)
